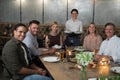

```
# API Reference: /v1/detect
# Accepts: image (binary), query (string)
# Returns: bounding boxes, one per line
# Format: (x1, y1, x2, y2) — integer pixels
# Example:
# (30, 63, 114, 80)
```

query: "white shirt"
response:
(99, 35, 120, 62)
(65, 18, 83, 33)
(21, 45, 29, 65)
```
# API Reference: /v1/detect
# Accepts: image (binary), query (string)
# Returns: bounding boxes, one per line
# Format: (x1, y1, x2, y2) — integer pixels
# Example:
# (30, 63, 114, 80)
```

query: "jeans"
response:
(23, 74, 52, 80)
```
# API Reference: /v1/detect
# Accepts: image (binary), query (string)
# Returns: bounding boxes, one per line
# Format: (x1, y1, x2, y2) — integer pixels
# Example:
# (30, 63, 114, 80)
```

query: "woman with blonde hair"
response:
(83, 23, 102, 51)
(45, 21, 63, 48)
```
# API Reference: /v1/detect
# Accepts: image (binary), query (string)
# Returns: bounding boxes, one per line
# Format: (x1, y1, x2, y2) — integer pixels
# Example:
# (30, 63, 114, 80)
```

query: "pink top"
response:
(83, 35, 102, 51)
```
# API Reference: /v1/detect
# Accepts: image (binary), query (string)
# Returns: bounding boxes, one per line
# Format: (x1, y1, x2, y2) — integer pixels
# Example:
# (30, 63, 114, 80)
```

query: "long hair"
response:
(85, 22, 99, 36)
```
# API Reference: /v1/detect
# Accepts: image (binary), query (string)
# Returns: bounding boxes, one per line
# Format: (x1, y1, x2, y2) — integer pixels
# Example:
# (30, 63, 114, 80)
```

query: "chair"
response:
(1, 60, 14, 80)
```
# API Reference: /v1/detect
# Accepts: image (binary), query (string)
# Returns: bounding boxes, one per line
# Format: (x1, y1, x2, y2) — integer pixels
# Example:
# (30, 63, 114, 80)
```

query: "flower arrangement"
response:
(75, 52, 94, 80)
(75, 52, 94, 67)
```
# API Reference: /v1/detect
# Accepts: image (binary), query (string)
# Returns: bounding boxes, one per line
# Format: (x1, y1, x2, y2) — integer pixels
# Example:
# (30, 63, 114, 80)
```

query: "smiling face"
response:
(51, 24, 58, 32)
(88, 24, 96, 34)
(71, 11, 78, 19)
(29, 23, 39, 36)
(105, 25, 115, 39)
(14, 26, 27, 41)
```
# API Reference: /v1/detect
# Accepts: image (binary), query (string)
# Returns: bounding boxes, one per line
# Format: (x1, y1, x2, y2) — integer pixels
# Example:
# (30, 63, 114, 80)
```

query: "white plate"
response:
(74, 48, 86, 51)
(43, 56, 60, 62)
(52, 45, 62, 49)
(88, 78, 97, 80)
(38, 48, 48, 51)
(110, 67, 120, 74)
(74, 32, 81, 34)
(64, 31, 71, 33)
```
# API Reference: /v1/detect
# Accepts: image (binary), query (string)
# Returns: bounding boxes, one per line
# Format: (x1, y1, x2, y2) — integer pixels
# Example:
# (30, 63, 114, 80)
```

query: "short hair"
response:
(28, 20, 40, 26)
(71, 9, 78, 14)
(104, 22, 116, 35)
(104, 22, 116, 31)
(12, 23, 27, 36)
(13, 23, 27, 31)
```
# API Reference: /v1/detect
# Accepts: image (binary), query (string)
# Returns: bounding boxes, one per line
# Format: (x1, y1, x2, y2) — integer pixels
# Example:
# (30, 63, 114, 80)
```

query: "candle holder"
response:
(97, 55, 110, 76)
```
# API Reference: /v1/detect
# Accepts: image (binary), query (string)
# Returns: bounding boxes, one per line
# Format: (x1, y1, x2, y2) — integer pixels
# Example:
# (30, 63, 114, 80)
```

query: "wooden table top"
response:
(39, 55, 107, 80)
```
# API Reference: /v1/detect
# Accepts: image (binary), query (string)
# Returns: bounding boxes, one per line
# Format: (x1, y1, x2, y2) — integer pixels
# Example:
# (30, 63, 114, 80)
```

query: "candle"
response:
(66, 50, 72, 55)
(68, 50, 72, 55)
(98, 65, 110, 76)
(97, 56, 110, 76)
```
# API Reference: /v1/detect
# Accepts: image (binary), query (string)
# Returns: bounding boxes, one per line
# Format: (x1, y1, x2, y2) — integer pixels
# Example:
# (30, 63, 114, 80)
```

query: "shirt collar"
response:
(106, 35, 116, 41)
(70, 18, 78, 22)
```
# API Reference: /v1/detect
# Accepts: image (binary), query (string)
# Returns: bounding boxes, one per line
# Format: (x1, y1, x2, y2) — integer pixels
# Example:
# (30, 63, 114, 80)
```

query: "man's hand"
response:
(48, 48, 57, 55)
(42, 48, 57, 55)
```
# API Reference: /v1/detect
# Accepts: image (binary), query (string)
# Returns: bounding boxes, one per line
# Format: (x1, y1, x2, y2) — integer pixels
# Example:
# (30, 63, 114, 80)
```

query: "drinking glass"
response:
(59, 50, 65, 63)
(94, 48, 98, 56)
(66, 49, 72, 62)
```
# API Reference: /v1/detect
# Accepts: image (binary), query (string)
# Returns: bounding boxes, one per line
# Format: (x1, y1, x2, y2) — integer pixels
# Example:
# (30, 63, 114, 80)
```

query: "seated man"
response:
(2, 23, 52, 80)
(23, 20, 56, 56)
(96, 22, 120, 62)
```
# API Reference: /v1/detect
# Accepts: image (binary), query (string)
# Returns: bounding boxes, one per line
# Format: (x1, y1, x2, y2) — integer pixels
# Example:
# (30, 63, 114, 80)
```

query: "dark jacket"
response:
(2, 37, 32, 79)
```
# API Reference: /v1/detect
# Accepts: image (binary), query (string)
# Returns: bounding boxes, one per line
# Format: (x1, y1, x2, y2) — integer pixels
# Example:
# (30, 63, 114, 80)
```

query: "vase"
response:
(80, 66, 87, 80)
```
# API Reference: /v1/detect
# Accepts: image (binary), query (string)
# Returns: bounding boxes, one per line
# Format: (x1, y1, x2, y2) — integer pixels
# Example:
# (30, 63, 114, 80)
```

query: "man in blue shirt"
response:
(23, 20, 56, 56)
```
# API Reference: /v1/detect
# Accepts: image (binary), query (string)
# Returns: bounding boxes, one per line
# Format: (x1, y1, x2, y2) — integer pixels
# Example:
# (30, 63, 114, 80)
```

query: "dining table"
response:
(39, 47, 120, 80)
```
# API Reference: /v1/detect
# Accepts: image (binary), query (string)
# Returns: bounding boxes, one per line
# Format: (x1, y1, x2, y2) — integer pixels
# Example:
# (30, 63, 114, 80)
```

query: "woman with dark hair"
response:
(45, 21, 63, 48)
(83, 23, 102, 51)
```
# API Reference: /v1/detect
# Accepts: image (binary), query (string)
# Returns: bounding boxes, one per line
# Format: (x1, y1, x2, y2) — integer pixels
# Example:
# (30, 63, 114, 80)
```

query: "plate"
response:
(52, 45, 62, 49)
(74, 32, 81, 34)
(110, 67, 120, 74)
(74, 48, 86, 51)
(43, 56, 60, 62)
(88, 78, 97, 80)
(64, 31, 71, 33)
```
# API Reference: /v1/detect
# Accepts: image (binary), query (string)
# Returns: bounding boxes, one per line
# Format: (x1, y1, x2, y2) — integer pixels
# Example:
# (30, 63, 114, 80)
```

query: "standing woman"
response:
(45, 21, 63, 48)
(83, 23, 102, 51)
